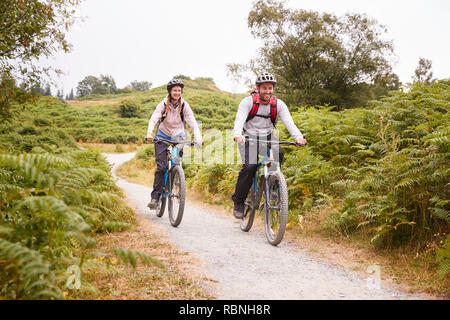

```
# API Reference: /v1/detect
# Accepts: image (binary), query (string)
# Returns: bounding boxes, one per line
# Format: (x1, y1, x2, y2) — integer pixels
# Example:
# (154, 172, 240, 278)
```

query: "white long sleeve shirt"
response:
(233, 96, 304, 140)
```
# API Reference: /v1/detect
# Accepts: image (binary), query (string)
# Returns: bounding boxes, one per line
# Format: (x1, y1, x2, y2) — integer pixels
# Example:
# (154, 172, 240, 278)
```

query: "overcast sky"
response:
(44, 0, 450, 95)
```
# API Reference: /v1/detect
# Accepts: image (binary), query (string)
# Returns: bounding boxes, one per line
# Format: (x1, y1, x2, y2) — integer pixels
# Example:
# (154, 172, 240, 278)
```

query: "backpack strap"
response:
(159, 101, 170, 124)
(245, 90, 260, 123)
(160, 99, 185, 123)
(245, 90, 277, 127)
(180, 101, 185, 123)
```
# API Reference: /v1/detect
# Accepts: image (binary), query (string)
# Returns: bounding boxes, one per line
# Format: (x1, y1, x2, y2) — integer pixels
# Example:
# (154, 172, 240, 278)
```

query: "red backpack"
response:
(245, 90, 277, 127)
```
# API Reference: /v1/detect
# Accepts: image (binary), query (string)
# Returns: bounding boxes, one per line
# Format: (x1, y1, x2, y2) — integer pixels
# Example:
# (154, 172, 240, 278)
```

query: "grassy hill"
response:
(58, 78, 246, 144)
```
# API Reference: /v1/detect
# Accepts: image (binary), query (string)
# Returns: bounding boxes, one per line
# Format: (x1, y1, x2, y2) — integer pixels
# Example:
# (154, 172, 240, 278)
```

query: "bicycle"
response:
(239, 138, 305, 246)
(151, 138, 196, 227)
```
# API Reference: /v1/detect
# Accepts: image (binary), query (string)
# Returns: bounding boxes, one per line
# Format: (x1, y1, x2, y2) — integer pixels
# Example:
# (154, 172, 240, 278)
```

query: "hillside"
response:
(61, 78, 246, 144)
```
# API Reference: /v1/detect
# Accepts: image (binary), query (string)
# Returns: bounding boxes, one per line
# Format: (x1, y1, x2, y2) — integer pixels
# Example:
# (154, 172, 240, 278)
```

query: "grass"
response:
(283, 206, 449, 298)
(115, 157, 154, 186)
(66, 98, 125, 107)
(78, 142, 145, 153)
(67, 212, 213, 300)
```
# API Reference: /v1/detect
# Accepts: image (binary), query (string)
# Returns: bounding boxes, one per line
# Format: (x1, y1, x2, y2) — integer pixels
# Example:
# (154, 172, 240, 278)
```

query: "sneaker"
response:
(147, 198, 158, 210)
(233, 202, 245, 219)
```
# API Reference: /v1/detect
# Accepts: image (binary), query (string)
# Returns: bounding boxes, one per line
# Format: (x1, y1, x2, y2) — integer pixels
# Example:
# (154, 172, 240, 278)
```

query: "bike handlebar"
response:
(244, 138, 306, 147)
(152, 138, 197, 146)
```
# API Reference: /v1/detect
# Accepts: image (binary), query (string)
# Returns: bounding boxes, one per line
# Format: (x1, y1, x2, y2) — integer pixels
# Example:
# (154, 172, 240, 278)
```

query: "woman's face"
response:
(170, 86, 182, 100)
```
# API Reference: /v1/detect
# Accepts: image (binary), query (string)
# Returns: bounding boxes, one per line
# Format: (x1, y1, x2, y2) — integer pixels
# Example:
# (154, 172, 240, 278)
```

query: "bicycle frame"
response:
(251, 147, 281, 211)
(153, 138, 195, 200)
(246, 137, 302, 208)
(162, 145, 179, 199)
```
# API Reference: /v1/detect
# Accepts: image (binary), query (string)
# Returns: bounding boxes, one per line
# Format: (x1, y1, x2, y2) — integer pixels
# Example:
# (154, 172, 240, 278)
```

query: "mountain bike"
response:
(240, 138, 304, 246)
(152, 138, 195, 227)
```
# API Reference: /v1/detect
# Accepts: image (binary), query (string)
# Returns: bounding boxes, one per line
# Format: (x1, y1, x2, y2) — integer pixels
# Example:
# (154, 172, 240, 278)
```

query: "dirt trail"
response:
(104, 152, 427, 300)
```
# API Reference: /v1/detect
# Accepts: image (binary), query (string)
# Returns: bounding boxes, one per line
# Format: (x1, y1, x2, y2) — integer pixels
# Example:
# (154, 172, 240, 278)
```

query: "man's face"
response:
(170, 86, 182, 100)
(257, 83, 274, 102)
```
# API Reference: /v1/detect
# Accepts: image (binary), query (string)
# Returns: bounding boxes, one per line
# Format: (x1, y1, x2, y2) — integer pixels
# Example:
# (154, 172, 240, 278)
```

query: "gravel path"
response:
(104, 152, 426, 300)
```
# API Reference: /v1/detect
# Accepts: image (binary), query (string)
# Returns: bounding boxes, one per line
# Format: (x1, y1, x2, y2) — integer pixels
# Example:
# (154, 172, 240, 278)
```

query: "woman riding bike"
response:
(145, 78, 202, 209)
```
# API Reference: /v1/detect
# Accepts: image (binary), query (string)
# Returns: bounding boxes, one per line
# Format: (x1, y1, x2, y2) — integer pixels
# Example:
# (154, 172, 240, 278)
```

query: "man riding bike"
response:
(232, 72, 307, 219)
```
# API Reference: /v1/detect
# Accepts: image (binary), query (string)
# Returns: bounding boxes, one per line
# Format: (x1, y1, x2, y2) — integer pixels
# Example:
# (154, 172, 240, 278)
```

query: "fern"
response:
(436, 235, 450, 280)
(99, 221, 131, 233)
(0, 239, 63, 299)
(110, 247, 165, 269)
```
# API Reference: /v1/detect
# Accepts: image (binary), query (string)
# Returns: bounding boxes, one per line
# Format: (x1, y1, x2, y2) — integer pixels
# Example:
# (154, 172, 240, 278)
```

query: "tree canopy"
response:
(76, 75, 118, 97)
(0, 0, 82, 86)
(230, 0, 400, 109)
(129, 80, 152, 91)
(413, 58, 434, 84)
(0, 0, 83, 121)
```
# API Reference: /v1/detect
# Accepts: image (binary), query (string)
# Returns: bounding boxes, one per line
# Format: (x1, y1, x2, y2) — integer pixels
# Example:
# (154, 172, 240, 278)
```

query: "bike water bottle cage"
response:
(245, 90, 277, 127)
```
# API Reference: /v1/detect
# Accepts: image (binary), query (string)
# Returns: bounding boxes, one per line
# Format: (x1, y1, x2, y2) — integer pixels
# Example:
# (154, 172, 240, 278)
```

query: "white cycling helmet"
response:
(255, 72, 277, 86)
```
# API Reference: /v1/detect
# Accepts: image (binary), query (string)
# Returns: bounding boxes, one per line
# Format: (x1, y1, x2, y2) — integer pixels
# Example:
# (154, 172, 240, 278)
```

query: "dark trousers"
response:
(231, 134, 283, 204)
(151, 128, 185, 200)
(151, 141, 170, 200)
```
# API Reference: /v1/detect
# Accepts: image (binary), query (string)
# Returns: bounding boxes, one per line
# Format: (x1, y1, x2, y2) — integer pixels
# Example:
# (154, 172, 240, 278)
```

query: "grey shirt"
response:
(233, 96, 304, 140)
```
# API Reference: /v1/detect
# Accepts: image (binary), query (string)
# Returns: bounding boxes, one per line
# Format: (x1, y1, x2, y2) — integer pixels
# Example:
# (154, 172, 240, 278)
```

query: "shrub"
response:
(118, 100, 141, 118)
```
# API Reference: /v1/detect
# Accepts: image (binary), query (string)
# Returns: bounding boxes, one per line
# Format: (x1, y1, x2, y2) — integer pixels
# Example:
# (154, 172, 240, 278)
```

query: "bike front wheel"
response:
(264, 171, 289, 246)
(156, 196, 166, 217)
(168, 165, 186, 227)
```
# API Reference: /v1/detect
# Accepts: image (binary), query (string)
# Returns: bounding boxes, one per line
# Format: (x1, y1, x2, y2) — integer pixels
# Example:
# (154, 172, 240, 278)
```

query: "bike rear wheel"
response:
(264, 171, 289, 246)
(240, 181, 257, 232)
(168, 165, 186, 227)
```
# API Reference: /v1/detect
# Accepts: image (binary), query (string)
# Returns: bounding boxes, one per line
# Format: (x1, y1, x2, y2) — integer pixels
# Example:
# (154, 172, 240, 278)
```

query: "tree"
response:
(44, 84, 52, 96)
(76, 75, 109, 97)
(0, 73, 33, 122)
(100, 74, 118, 94)
(0, 0, 83, 87)
(413, 58, 434, 84)
(68, 88, 74, 100)
(0, 0, 83, 121)
(129, 80, 152, 91)
(231, 0, 399, 109)
(32, 84, 44, 95)
(173, 74, 191, 80)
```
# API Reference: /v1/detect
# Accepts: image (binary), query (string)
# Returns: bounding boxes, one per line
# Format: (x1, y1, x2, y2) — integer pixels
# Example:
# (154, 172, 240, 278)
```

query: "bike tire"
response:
(240, 181, 256, 232)
(168, 165, 186, 227)
(156, 196, 166, 217)
(264, 171, 289, 246)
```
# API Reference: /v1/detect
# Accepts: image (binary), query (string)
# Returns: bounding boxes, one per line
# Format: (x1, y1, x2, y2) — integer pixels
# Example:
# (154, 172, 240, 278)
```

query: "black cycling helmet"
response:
(167, 78, 184, 92)
(255, 72, 277, 86)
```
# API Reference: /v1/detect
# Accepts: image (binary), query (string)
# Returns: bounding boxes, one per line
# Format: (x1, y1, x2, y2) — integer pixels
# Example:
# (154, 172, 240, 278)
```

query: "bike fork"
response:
(162, 165, 170, 199)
